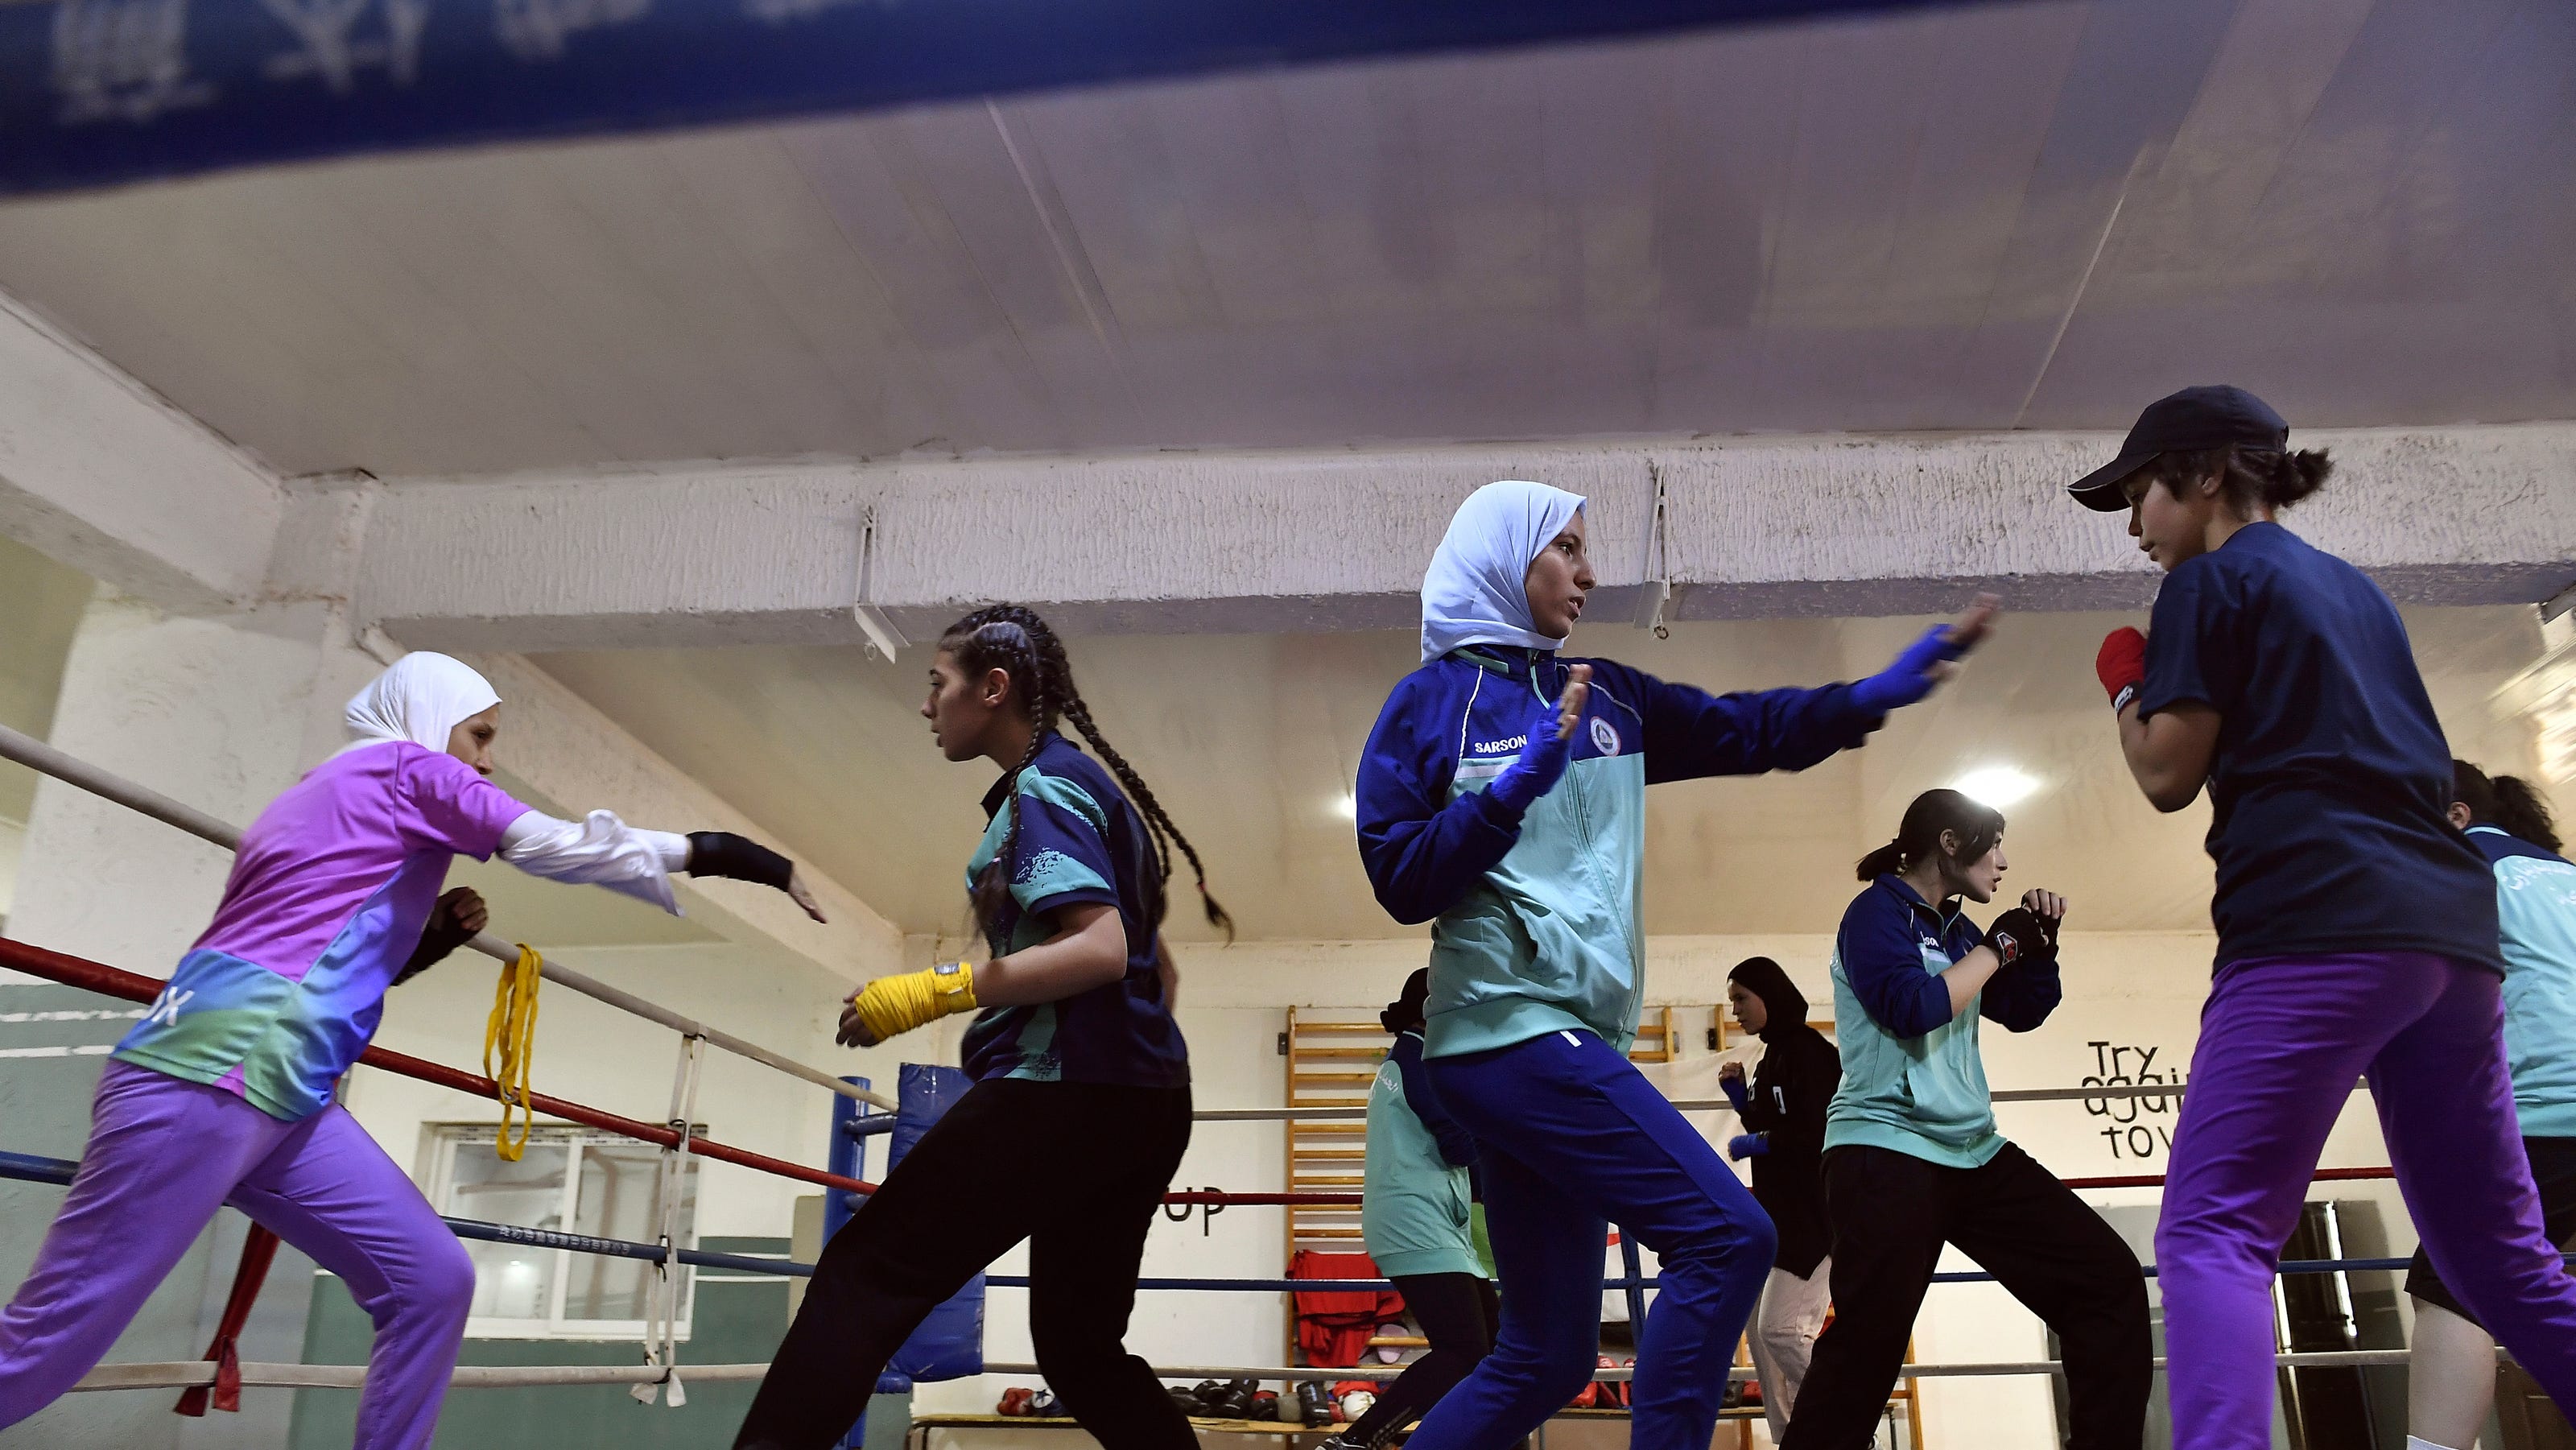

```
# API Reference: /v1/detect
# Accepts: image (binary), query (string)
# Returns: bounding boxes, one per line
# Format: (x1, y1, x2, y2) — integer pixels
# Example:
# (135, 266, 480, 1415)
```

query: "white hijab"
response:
(1419, 479, 1588, 663)
(336, 653, 501, 758)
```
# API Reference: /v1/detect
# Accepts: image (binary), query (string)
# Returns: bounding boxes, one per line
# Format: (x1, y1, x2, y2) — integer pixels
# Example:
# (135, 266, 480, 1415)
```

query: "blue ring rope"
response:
(0, 1147, 2453, 1291)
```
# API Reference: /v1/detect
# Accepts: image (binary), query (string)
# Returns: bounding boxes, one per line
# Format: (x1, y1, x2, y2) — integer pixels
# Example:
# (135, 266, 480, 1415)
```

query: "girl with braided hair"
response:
(734, 605, 1226, 1450)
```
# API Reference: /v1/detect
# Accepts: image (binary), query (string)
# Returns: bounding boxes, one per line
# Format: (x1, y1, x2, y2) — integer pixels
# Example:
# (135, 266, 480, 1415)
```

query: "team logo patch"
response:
(1589, 717, 1620, 756)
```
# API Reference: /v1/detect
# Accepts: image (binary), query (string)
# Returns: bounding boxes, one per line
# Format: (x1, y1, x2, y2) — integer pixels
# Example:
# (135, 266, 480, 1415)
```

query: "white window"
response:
(423, 1123, 700, 1341)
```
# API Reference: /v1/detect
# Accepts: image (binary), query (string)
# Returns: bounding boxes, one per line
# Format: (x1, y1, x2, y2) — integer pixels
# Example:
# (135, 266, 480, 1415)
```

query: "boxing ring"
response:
(0, 728, 2472, 1428)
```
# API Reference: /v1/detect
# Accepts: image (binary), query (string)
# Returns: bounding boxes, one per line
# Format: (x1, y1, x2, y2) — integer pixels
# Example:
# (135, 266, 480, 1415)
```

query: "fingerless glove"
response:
(1983, 907, 2059, 967)
(685, 832, 795, 890)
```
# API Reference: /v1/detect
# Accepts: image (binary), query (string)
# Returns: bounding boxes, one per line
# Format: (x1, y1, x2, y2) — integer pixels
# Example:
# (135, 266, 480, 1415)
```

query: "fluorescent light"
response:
(1953, 766, 2040, 809)
(1330, 793, 1358, 822)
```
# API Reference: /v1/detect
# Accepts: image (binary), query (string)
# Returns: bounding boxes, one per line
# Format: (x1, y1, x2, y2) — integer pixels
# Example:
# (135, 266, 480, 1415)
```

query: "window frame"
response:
(423, 1122, 701, 1342)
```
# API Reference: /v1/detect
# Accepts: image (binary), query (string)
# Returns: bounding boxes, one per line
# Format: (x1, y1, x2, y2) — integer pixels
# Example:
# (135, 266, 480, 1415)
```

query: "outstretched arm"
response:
(498, 813, 826, 922)
(1642, 597, 1999, 783)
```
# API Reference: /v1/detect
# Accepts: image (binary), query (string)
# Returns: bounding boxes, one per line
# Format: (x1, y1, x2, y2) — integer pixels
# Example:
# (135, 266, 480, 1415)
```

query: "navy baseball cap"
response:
(2067, 385, 2289, 511)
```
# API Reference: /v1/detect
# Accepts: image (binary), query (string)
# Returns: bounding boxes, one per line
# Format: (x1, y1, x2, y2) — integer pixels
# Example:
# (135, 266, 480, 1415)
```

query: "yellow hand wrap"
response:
(850, 960, 978, 1043)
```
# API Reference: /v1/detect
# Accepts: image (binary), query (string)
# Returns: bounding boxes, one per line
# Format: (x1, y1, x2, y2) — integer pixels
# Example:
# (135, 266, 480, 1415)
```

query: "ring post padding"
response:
(873, 1064, 985, 1397)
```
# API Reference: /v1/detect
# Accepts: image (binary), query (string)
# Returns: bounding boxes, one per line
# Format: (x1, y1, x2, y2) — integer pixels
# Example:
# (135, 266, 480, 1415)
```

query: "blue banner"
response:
(0, 0, 1970, 196)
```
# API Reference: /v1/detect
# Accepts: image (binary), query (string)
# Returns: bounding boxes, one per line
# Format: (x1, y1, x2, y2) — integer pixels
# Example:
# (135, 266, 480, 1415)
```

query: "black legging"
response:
(1335, 1272, 1499, 1447)
(733, 1078, 1195, 1450)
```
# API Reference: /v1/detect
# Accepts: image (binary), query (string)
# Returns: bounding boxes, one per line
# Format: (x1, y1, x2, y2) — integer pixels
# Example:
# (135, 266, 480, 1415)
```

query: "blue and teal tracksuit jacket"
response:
(1356, 646, 1881, 1061)
(1363, 1028, 1487, 1279)
(2469, 825, 2576, 1139)
(1824, 874, 2063, 1170)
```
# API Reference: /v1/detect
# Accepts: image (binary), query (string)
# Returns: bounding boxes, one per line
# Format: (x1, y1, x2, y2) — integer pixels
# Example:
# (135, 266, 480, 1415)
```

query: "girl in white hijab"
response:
(1352, 481, 1996, 1450)
(0, 651, 821, 1450)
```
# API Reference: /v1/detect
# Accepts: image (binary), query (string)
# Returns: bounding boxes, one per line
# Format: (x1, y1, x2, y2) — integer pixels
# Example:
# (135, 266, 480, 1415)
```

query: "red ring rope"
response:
(0, 937, 877, 1196)
(0, 937, 2400, 1208)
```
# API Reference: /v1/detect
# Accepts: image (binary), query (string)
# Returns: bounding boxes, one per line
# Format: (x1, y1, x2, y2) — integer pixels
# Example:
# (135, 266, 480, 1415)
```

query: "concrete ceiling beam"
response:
(0, 295, 283, 613)
(355, 424, 2576, 654)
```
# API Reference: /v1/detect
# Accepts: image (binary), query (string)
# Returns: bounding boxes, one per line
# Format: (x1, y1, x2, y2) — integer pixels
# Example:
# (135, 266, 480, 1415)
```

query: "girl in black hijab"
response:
(1721, 956, 1840, 1444)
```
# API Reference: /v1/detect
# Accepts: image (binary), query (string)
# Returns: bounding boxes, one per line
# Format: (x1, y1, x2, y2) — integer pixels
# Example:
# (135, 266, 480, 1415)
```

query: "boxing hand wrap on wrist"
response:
(2096, 628, 2148, 714)
(1851, 624, 1967, 715)
(849, 960, 979, 1043)
(1487, 700, 1576, 815)
(685, 832, 795, 890)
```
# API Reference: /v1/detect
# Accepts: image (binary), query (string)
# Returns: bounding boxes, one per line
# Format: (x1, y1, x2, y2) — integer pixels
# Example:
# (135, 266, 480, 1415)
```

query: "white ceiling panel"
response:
(0, 0, 2567, 477)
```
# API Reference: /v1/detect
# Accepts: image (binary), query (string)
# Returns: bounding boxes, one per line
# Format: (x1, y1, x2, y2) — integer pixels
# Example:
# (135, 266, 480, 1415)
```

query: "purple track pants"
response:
(2158, 952, 2576, 1448)
(0, 1060, 474, 1449)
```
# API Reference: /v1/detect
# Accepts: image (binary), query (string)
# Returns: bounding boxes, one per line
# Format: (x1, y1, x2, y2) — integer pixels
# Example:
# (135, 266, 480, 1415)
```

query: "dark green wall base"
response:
(289, 1238, 792, 1450)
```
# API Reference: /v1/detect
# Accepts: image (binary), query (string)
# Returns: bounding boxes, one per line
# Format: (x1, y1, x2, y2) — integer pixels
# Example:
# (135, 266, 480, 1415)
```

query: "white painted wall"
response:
(879, 928, 2408, 1449)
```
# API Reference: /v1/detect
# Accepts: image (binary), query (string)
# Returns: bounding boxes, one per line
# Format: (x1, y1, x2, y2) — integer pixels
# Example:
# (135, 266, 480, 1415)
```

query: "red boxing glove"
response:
(2096, 627, 2148, 713)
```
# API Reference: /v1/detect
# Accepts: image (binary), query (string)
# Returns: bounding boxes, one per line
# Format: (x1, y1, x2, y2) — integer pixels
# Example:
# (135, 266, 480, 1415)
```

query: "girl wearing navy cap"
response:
(2407, 765, 2576, 1450)
(2075, 386, 2576, 1450)
(1355, 479, 1994, 1450)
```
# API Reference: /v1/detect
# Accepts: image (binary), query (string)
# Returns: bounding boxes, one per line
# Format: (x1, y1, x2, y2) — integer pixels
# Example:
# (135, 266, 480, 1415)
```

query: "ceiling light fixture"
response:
(1331, 793, 1359, 822)
(1953, 766, 2040, 809)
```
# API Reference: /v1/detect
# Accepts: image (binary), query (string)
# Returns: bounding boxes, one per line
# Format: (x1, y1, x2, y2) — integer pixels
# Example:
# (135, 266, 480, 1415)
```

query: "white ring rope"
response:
(1188, 1081, 2372, 1122)
(0, 721, 893, 1112)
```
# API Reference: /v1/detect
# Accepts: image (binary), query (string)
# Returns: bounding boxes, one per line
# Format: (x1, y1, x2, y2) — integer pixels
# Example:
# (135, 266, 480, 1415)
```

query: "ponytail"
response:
(2456, 758, 2563, 852)
(1855, 840, 1909, 880)
(2266, 448, 2334, 507)
(1856, 787, 2007, 882)
(2149, 445, 2334, 515)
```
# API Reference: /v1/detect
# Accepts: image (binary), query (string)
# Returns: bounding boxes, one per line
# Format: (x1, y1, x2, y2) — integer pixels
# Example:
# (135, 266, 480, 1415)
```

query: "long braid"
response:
(940, 604, 1233, 941)
(945, 608, 1056, 941)
(1057, 693, 1232, 938)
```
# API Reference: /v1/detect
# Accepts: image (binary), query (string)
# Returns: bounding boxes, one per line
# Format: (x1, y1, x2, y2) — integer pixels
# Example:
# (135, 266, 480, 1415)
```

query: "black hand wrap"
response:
(397, 907, 479, 985)
(1983, 907, 2059, 968)
(686, 832, 795, 890)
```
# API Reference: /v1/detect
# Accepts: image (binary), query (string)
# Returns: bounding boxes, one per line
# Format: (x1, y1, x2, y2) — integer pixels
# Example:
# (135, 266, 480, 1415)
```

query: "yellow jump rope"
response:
(485, 944, 543, 1161)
